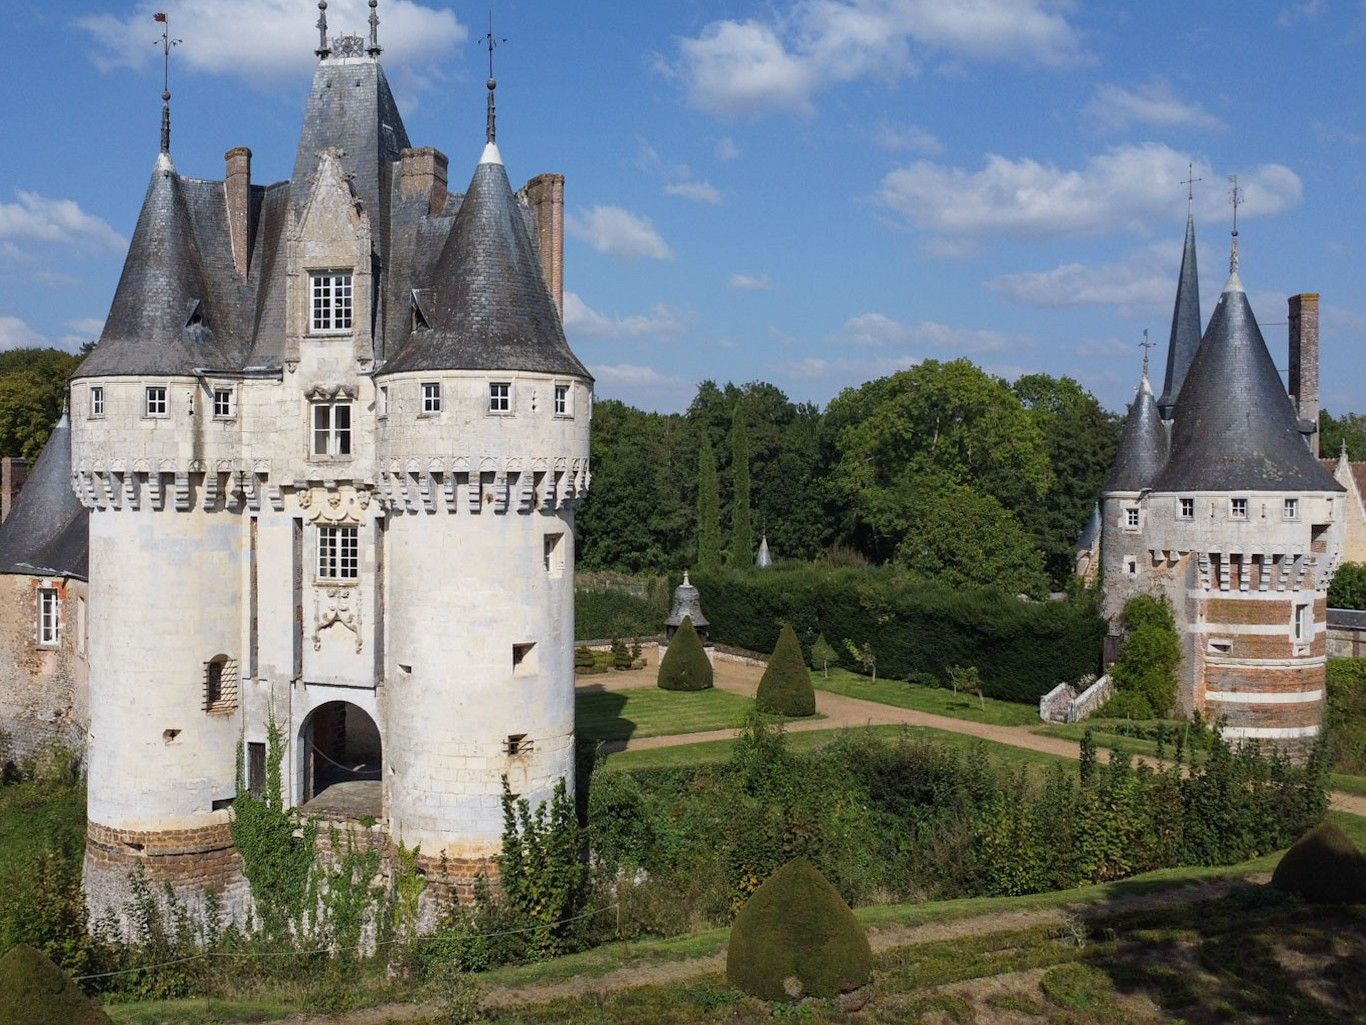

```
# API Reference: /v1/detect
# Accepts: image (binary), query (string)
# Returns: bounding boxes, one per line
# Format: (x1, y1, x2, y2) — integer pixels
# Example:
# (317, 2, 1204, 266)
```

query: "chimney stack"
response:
(399, 147, 448, 217)
(521, 173, 565, 318)
(224, 147, 252, 278)
(1288, 293, 1320, 455)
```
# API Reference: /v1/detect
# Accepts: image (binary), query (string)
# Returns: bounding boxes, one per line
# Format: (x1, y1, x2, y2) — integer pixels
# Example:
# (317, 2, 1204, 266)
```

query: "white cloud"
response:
(592, 364, 679, 387)
(879, 144, 1302, 240)
(562, 292, 685, 340)
(875, 122, 943, 154)
(1074, 336, 1139, 360)
(0, 316, 46, 350)
(774, 354, 919, 380)
(670, 0, 1086, 117)
(988, 242, 1182, 314)
(1083, 79, 1225, 133)
(1277, 1, 1325, 27)
(728, 273, 773, 291)
(715, 137, 742, 161)
(77, 0, 465, 81)
(566, 205, 673, 262)
(0, 192, 127, 252)
(664, 180, 724, 205)
(840, 313, 1020, 353)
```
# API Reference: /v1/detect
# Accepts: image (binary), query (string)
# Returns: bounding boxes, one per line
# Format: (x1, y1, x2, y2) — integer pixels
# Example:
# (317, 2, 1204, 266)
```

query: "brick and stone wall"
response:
(0, 574, 87, 765)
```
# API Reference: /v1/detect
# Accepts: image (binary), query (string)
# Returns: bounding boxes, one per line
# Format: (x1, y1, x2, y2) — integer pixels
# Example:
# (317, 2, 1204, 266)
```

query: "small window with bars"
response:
(421, 382, 442, 413)
(489, 382, 511, 413)
(203, 655, 238, 714)
(317, 525, 359, 580)
(145, 386, 167, 417)
(310, 271, 353, 332)
(37, 588, 59, 646)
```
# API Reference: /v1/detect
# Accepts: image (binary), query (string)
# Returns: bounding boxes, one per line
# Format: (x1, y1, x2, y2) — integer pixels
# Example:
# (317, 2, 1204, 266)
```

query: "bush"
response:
(575, 575, 668, 640)
(809, 634, 837, 677)
(1270, 820, 1366, 904)
(725, 858, 871, 1002)
(1328, 561, 1366, 610)
(658, 617, 713, 691)
(688, 565, 1103, 703)
(756, 625, 816, 717)
(1325, 658, 1366, 774)
(611, 638, 631, 670)
(0, 944, 112, 1024)
(1108, 594, 1179, 717)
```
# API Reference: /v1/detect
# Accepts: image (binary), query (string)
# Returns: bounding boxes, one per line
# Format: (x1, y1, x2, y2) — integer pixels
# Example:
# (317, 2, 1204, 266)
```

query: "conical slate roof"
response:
(381, 146, 589, 377)
(756, 535, 772, 568)
(1104, 373, 1168, 493)
(76, 155, 240, 378)
(1076, 503, 1101, 549)
(0, 414, 87, 579)
(1157, 214, 1202, 418)
(1153, 262, 1341, 494)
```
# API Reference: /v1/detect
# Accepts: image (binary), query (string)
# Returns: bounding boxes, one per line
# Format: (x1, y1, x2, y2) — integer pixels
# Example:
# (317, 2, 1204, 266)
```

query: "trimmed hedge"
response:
(658, 617, 713, 691)
(689, 566, 1104, 703)
(726, 858, 871, 1001)
(1270, 820, 1366, 904)
(756, 624, 816, 717)
(575, 575, 669, 640)
(1326, 658, 1366, 774)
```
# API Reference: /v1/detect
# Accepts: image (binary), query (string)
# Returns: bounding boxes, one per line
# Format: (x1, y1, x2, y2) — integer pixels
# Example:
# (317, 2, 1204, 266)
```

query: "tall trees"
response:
(729, 401, 753, 566)
(0, 348, 83, 459)
(697, 434, 722, 570)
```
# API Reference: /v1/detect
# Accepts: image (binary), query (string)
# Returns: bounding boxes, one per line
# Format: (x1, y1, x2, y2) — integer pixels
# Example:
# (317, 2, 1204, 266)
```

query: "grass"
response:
(599, 722, 1070, 774)
(1330, 771, 1366, 798)
(814, 667, 1040, 726)
(575, 687, 820, 743)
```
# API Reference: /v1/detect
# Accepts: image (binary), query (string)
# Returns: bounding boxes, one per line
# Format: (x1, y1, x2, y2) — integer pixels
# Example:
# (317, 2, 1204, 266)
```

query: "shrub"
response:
(0, 944, 112, 1024)
(575, 576, 668, 639)
(1270, 820, 1366, 904)
(809, 634, 837, 678)
(1108, 594, 1179, 717)
(658, 617, 713, 691)
(611, 638, 631, 670)
(1325, 658, 1366, 774)
(1328, 561, 1366, 610)
(756, 625, 816, 717)
(725, 858, 871, 1002)
(574, 646, 595, 670)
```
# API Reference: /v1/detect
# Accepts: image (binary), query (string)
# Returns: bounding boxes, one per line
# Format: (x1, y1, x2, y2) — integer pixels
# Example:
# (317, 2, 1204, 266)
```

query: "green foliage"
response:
(574, 574, 668, 640)
(728, 401, 753, 566)
(1108, 594, 1180, 718)
(658, 616, 713, 691)
(688, 564, 1105, 702)
(610, 637, 631, 670)
(587, 769, 654, 877)
(696, 433, 722, 570)
(725, 858, 872, 1002)
(0, 944, 112, 1025)
(1319, 408, 1366, 461)
(810, 634, 837, 677)
(1325, 658, 1366, 773)
(1328, 561, 1366, 610)
(0, 349, 83, 460)
(756, 625, 816, 717)
(1270, 820, 1366, 903)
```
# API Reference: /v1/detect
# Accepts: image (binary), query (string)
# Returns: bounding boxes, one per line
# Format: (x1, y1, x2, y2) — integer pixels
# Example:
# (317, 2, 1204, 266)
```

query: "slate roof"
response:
(1075, 503, 1101, 550)
(1104, 373, 1168, 493)
(0, 415, 88, 579)
(1152, 262, 1342, 494)
(75, 53, 582, 382)
(1157, 213, 1202, 419)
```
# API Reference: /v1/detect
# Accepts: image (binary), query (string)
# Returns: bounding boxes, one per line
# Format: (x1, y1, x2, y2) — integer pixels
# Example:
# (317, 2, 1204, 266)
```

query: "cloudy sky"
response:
(2, 1, 1364, 413)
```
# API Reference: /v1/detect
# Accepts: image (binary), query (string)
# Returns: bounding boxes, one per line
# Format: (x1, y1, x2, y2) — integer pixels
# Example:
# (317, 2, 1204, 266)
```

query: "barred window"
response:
(203, 655, 238, 714)
(38, 588, 59, 646)
(318, 525, 359, 580)
(310, 271, 353, 332)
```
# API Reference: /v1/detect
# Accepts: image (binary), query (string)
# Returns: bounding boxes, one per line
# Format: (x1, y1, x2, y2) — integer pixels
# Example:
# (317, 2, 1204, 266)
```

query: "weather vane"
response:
(1140, 329, 1154, 378)
(1228, 174, 1244, 274)
(152, 12, 181, 154)
(479, 13, 507, 144)
(1181, 162, 1203, 214)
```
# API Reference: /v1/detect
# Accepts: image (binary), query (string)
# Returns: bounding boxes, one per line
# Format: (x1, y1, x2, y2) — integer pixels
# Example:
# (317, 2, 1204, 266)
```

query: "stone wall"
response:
(0, 573, 87, 765)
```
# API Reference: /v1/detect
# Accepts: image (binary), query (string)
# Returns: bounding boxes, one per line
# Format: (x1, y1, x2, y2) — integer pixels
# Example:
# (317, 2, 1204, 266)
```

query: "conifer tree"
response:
(697, 433, 722, 570)
(729, 401, 753, 566)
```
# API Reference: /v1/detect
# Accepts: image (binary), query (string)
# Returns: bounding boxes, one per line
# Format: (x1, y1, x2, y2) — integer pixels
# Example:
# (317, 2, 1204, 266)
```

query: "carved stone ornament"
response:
(314, 587, 362, 652)
(297, 484, 372, 525)
(332, 34, 365, 58)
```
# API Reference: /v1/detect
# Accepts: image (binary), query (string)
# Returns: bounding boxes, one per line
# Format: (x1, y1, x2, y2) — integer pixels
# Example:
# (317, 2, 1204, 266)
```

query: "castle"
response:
(1093, 206, 1343, 756)
(4, 5, 592, 918)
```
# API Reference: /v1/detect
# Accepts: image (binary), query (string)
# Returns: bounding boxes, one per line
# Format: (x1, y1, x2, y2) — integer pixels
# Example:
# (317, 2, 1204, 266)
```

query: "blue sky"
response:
(1, 0, 1364, 415)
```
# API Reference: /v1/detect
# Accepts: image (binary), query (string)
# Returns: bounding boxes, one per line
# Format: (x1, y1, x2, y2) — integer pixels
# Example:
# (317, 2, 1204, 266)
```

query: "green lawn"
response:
(814, 667, 1040, 726)
(575, 687, 821, 743)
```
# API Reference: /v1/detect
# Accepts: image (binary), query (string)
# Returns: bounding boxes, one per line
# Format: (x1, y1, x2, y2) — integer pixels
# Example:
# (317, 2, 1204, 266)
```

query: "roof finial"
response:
(367, 0, 381, 57)
(316, 0, 330, 59)
(1181, 161, 1203, 216)
(1140, 328, 1155, 382)
(153, 12, 180, 155)
(1228, 173, 1243, 276)
(480, 13, 507, 144)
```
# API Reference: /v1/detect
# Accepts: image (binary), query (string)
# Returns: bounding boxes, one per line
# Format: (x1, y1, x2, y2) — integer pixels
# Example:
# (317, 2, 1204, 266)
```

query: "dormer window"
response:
(90, 387, 104, 418)
(311, 401, 352, 457)
(310, 271, 353, 333)
(145, 386, 167, 418)
(1230, 498, 1248, 520)
(421, 382, 442, 414)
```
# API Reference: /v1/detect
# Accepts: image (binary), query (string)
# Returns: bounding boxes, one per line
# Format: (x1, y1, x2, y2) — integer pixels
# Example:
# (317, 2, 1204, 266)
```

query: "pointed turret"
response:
(756, 536, 772, 568)
(75, 155, 238, 378)
(1105, 371, 1168, 493)
(1157, 213, 1202, 418)
(0, 414, 86, 579)
(1153, 246, 1341, 493)
(382, 143, 588, 376)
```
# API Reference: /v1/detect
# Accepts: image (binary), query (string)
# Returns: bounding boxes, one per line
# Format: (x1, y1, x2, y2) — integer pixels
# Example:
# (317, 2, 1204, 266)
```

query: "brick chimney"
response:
(399, 147, 449, 216)
(521, 173, 565, 319)
(224, 147, 252, 278)
(1288, 293, 1320, 455)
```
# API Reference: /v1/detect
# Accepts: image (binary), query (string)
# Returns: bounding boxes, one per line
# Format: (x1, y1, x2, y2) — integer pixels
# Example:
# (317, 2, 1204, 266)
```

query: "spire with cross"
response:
(368, 0, 381, 57)
(315, 0, 330, 59)
(153, 12, 181, 155)
(1228, 174, 1244, 276)
(1181, 162, 1203, 215)
(1140, 328, 1155, 380)
(480, 14, 507, 144)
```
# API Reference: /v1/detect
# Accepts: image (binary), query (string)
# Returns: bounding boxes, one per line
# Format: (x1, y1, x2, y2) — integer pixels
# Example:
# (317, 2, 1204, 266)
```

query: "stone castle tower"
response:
(1099, 211, 1342, 756)
(72, 11, 590, 917)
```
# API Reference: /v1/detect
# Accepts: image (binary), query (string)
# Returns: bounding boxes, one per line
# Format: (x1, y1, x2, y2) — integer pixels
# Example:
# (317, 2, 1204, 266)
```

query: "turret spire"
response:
(480, 14, 507, 145)
(1157, 193, 1203, 418)
(1227, 174, 1243, 290)
(368, 0, 381, 57)
(1105, 350, 1168, 493)
(316, 0, 330, 59)
(153, 12, 179, 155)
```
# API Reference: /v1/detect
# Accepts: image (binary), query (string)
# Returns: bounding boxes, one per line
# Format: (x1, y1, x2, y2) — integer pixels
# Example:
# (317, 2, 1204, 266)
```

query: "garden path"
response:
(578, 660, 1366, 818)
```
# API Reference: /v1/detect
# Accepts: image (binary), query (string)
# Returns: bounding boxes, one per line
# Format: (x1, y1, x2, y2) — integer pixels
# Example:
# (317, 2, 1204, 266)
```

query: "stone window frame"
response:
(310, 400, 353, 459)
(1293, 602, 1312, 644)
(1124, 506, 1140, 530)
(89, 386, 105, 418)
(420, 381, 442, 416)
(308, 269, 354, 334)
(543, 532, 565, 576)
(1283, 497, 1299, 520)
(212, 386, 234, 420)
(202, 654, 239, 715)
(1229, 497, 1248, 520)
(1179, 497, 1194, 519)
(76, 596, 86, 658)
(36, 586, 59, 647)
(1124, 557, 1137, 576)
(376, 385, 389, 420)
(488, 381, 512, 415)
(553, 383, 572, 418)
(144, 385, 169, 419)
(316, 524, 359, 581)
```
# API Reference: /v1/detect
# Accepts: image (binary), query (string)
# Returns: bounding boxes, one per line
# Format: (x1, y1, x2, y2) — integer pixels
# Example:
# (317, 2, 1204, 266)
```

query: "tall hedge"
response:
(688, 566, 1103, 703)
(659, 616, 713, 691)
(756, 624, 816, 717)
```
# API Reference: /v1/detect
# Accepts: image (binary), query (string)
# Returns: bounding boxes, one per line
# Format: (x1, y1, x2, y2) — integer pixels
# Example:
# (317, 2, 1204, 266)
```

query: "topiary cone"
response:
(756, 624, 816, 717)
(1270, 820, 1366, 904)
(726, 858, 871, 1002)
(0, 944, 113, 1025)
(658, 616, 713, 691)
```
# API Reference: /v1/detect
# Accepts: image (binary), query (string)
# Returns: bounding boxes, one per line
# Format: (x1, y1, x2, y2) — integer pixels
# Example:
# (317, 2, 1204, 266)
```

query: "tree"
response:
(659, 616, 713, 691)
(697, 433, 722, 570)
(1329, 563, 1366, 610)
(729, 400, 753, 566)
(756, 624, 816, 717)
(1108, 594, 1180, 718)
(0, 348, 83, 460)
(810, 634, 837, 678)
(1320, 409, 1366, 461)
